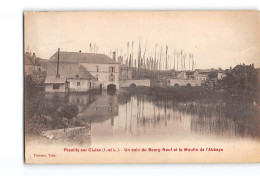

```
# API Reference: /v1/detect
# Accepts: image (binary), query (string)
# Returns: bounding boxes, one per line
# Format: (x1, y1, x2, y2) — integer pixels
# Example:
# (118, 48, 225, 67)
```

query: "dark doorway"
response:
(130, 83, 137, 88)
(186, 83, 191, 87)
(99, 84, 102, 90)
(174, 83, 179, 87)
(107, 84, 116, 95)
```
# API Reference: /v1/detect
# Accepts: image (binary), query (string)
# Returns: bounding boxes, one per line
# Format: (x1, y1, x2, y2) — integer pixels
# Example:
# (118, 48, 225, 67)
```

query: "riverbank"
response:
(120, 86, 259, 102)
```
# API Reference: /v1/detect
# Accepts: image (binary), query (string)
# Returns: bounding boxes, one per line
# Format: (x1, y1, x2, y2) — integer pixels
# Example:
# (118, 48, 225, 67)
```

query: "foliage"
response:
(219, 65, 258, 92)
(60, 104, 79, 120)
(24, 75, 37, 98)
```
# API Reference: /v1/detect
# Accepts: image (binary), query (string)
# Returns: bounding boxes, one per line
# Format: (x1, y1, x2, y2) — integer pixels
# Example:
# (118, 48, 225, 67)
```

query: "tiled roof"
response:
(195, 69, 212, 73)
(78, 65, 95, 80)
(46, 62, 95, 80)
(44, 76, 66, 84)
(35, 58, 48, 66)
(49, 51, 118, 64)
(24, 54, 34, 65)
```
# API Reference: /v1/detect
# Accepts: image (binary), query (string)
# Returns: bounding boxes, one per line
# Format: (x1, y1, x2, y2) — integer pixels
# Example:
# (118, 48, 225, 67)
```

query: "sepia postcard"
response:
(24, 11, 260, 164)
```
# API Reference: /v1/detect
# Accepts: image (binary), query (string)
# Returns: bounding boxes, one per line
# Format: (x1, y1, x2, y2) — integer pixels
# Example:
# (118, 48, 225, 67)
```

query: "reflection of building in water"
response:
(73, 92, 119, 136)
(38, 92, 119, 144)
(76, 93, 118, 123)
(43, 92, 118, 124)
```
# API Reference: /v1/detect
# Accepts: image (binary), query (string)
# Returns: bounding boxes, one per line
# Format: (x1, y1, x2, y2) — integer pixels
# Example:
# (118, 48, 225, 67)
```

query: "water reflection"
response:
(25, 88, 260, 146)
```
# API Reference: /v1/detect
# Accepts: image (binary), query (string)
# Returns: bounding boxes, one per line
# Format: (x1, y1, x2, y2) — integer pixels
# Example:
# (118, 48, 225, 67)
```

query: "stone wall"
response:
(166, 79, 202, 87)
(119, 79, 151, 87)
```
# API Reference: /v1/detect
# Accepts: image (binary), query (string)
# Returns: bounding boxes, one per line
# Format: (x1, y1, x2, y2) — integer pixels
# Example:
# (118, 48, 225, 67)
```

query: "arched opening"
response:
(107, 84, 116, 94)
(186, 83, 191, 87)
(174, 83, 179, 87)
(130, 83, 137, 88)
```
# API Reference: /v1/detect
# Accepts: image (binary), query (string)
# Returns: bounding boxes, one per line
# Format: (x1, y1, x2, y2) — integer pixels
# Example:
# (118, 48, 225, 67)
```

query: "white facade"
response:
(177, 72, 187, 79)
(68, 79, 94, 92)
(80, 63, 120, 89)
(196, 75, 207, 81)
(45, 83, 66, 92)
(217, 72, 226, 80)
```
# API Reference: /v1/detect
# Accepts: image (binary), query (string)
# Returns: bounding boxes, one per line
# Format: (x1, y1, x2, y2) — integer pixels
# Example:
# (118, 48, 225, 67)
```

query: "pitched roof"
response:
(44, 76, 66, 84)
(195, 69, 212, 73)
(24, 54, 34, 65)
(78, 65, 95, 80)
(49, 51, 118, 64)
(194, 69, 212, 76)
(35, 58, 48, 66)
(46, 62, 95, 80)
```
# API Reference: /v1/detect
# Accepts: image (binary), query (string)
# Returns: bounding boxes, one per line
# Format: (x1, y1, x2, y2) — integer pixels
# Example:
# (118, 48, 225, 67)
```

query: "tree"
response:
(208, 71, 217, 80)
(60, 104, 79, 130)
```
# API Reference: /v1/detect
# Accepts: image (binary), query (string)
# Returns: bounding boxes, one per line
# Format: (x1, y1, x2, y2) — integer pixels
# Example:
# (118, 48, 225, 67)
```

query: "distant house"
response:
(193, 69, 211, 81)
(217, 70, 227, 80)
(34, 57, 48, 72)
(45, 50, 119, 92)
(24, 52, 48, 75)
(24, 52, 36, 75)
(176, 71, 187, 79)
(24, 52, 48, 86)
(24, 52, 35, 75)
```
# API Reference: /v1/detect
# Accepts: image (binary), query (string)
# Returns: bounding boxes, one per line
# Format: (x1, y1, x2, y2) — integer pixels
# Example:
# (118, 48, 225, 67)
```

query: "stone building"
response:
(45, 50, 120, 92)
(193, 69, 211, 81)
(24, 52, 35, 75)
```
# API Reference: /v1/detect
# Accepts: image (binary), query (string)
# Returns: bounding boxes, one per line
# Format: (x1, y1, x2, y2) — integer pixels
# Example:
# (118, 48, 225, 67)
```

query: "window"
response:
(109, 75, 115, 82)
(96, 76, 98, 81)
(109, 67, 115, 72)
(77, 82, 80, 86)
(76, 74, 79, 78)
(53, 84, 60, 89)
(96, 66, 99, 72)
(89, 82, 92, 88)
(108, 106, 114, 112)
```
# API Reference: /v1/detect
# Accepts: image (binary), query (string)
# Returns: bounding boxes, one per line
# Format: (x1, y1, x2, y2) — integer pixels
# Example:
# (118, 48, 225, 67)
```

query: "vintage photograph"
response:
(24, 11, 260, 163)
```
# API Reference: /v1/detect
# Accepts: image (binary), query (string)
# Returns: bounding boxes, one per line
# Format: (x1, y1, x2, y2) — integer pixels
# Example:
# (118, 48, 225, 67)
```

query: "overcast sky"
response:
(24, 11, 260, 69)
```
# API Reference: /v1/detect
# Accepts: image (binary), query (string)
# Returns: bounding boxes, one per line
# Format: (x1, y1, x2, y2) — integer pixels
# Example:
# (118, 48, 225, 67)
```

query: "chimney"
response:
(112, 52, 116, 61)
(56, 48, 60, 78)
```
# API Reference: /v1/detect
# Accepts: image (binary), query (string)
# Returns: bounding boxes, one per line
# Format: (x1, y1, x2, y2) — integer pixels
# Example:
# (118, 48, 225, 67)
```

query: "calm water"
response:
(25, 88, 260, 146)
